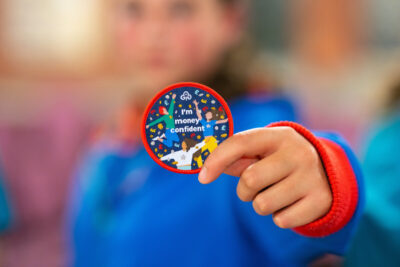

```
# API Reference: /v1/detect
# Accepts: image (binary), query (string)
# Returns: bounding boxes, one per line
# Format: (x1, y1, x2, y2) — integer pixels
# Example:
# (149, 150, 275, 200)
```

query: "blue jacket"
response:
(68, 94, 364, 267)
(345, 111, 400, 266)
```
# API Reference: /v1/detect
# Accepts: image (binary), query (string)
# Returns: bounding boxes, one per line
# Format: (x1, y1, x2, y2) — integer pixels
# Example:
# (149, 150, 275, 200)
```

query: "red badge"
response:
(141, 82, 234, 174)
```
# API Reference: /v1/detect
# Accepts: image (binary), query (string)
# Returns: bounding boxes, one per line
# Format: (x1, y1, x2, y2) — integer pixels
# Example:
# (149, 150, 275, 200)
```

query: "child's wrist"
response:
(267, 121, 359, 237)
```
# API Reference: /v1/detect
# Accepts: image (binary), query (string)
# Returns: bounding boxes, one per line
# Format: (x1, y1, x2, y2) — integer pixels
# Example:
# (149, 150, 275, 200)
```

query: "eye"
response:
(169, 1, 194, 18)
(123, 0, 143, 19)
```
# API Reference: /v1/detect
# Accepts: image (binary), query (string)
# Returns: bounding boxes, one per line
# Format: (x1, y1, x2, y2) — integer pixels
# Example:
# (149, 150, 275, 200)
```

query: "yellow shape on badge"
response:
(221, 133, 227, 138)
(158, 123, 164, 130)
(155, 148, 158, 152)
(197, 135, 201, 139)
(150, 128, 156, 133)
(158, 153, 164, 158)
(201, 99, 207, 104)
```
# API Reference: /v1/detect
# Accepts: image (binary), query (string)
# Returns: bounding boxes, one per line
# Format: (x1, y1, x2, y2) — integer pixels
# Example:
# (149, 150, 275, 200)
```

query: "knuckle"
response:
(233, 131, 247, 146)
(318, 189, 333, 210)
(234, 129, 257, 148)
(291, 142, 319, 170)
(236, 186, 251, 202)
(252, 200, 263, 216)
(253, 195, 270, 215)
(284, 177, 297, 193)
(308, 191, 332, 219)
(280, 126, 297, 139)
(273, 214, 290, 229)
(241, 168, 258, 190)
(303, 145, 319, 166)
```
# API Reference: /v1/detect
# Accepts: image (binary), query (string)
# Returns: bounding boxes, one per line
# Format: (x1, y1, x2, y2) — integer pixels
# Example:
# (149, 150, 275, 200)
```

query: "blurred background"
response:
(0, 0, 399, 266)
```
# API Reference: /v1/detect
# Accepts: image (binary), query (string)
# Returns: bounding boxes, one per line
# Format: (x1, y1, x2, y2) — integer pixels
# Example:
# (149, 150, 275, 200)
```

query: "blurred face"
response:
(205, 111, 213, 120)
(182, 141, 187, 151)
(112, 0, 241, 93)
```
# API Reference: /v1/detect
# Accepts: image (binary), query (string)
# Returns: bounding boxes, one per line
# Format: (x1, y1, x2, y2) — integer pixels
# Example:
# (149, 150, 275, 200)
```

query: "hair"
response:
(386, 77, 400, 112)
(159, 106, 168, 115)
(202, 0, 278, 101)
(182, 138, 198, 151)
(219, 0, 244, 5)
(205, 108, 225, 121)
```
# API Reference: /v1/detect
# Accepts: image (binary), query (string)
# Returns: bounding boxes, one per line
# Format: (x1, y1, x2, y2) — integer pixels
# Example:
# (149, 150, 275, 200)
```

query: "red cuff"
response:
(267, 121, 359, 237)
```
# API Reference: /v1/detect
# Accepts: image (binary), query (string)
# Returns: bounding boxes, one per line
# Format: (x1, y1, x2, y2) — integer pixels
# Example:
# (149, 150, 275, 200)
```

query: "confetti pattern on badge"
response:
(141, 82, 234, 174)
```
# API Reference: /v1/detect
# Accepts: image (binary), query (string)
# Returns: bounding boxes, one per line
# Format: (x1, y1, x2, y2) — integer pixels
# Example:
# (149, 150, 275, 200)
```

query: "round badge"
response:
(141, 82, 234, 174)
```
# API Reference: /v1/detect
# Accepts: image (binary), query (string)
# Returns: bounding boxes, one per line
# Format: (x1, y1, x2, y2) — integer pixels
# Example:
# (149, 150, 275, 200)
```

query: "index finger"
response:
(198, 127, 283, 184)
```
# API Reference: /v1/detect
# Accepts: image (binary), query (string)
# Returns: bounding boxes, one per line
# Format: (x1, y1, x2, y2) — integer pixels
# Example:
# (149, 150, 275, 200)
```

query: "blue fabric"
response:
(345, 111, 400, 266)
(200, 119, 217, 137)
(68, 94, 364, 267)
(0, 165, 12, 232)
(163, 128, 180, 148)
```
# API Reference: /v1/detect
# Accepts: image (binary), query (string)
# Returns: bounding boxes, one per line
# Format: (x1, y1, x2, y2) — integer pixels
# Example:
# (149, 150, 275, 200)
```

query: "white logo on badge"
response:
(180, 91, 192, 101)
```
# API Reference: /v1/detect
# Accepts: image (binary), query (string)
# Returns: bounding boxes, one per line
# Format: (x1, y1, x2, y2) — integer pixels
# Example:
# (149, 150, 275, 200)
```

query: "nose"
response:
(144, 15, 168, 46)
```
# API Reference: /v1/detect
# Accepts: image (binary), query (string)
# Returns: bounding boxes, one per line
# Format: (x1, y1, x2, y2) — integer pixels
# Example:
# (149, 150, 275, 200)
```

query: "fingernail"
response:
(198, 167, 207, 183)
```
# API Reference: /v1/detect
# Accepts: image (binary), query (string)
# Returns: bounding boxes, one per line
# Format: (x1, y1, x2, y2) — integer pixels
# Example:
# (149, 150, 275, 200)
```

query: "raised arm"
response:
(188, 140, 207, 154)
(168, 94, 177, 115)
(216, 118, 229, 124)
(193, 100, 202, 120)
(160, 151, 179, 162)
(147, 116, 165, 128)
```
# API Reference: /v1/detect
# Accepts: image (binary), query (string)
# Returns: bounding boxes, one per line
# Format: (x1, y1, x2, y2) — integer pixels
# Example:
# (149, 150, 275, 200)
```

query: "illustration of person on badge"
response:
(161, 138, 206, 170)
(146, 94, 179, 147)
(193, 99, 229, 167)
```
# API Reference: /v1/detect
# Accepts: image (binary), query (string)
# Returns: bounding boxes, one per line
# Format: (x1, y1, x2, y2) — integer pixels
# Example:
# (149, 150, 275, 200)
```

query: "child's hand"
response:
(146, 125, 150, 129)
(172, 94, 176, 100)
(198, 127, 332, 229)
(193, 100, 198, 106)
